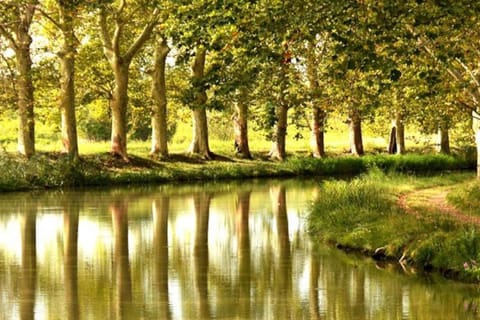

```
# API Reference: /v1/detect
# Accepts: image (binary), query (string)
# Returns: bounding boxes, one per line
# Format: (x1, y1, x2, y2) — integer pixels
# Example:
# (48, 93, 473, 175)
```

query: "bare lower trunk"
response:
(59, 4, 79, 158)
(151, 38, 170, 158)
(306, 40, 326, 158)
(269, 103, 288, 161)
(473, 111, 480, 178)
(437, 122, 450, 154)
(111, 64, 130, 161)
(233, 90, 252, 159)
(16, 44, 35, 157)
(188, 46, 212, 159)
(349, 108, 364, 156)
(311, 107, 326, 158)
(388, 112, 406, 155)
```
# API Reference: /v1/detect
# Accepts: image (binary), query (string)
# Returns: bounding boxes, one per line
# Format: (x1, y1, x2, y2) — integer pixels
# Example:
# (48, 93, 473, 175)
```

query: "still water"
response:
(0, 179, 479, 319)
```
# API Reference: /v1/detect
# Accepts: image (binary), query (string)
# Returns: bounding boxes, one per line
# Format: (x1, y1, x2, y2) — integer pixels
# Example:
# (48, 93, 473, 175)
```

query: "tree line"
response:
(1, 0, 480, 174)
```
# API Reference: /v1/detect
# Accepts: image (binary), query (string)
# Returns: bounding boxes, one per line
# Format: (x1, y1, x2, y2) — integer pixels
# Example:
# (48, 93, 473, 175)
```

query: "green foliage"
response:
(308, 170, 480, 282)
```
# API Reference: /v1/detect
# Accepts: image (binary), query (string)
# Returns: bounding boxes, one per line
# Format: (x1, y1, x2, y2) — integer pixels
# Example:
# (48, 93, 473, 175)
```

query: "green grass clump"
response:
(448, 181, 480, 215)
(308, 170, 480, 281)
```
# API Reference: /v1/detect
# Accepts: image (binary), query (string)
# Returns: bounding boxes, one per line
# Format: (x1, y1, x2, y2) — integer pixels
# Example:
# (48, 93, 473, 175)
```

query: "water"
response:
(0, 179, 478, 319)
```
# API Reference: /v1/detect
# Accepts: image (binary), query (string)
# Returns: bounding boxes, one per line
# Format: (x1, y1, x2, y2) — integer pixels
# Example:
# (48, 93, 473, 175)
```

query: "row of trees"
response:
(1, 1, 480, 173)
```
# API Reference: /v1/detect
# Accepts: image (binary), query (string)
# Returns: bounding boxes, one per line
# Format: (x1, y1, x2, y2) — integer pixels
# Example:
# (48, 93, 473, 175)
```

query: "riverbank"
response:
(0, 151, 475, 192)
(308, 169, 480, 283)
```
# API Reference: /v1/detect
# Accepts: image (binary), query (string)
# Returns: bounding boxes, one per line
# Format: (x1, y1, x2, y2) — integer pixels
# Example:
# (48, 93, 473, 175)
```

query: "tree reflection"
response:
(270, 185, 292, 318)
(152, 196, 171, 320)
(309, 252, 321, 320)
(110, 199, 132, 320)
(236, 190, 251, 319)
(20, 204, 36, 320)
(63, 202, 80, 320)
(193, 192, 212, 319)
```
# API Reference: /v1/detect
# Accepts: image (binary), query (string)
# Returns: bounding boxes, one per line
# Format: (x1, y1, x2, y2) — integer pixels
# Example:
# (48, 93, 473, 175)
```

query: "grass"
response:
(308, 169, 480, 282)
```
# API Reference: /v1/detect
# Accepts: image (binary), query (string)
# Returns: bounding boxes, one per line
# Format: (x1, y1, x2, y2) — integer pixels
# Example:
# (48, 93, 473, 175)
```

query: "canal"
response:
(0, 179, 478, 319)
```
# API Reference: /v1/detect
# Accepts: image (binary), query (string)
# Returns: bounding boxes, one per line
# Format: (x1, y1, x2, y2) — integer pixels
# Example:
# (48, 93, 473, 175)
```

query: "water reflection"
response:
(0, 180, 479, 319)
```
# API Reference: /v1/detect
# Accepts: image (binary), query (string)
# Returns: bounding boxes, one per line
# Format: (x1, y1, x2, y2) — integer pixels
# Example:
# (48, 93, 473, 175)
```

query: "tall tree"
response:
(98, 0, 159, 160)
(0, 1, 37, 157)
(150, 35, 170, 158)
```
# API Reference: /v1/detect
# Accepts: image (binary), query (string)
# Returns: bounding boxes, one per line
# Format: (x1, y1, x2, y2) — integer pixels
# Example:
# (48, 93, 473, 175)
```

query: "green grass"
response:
(308, 170, 480, 282)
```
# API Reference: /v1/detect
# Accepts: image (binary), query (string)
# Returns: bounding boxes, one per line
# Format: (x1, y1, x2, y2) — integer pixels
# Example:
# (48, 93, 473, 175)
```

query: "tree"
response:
(98, 0, 159, 160)
(0, 1, 38, 157)
(150, 35, 170, 158)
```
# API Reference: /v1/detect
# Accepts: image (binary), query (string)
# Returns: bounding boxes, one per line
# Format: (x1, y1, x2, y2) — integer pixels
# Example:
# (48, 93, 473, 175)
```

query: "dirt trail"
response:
(397, 186, 480, 226)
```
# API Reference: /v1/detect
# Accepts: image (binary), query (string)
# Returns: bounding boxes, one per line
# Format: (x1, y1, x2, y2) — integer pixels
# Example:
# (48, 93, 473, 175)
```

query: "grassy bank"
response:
(0, 151, 475, 192)
(308, 169, 480, 282)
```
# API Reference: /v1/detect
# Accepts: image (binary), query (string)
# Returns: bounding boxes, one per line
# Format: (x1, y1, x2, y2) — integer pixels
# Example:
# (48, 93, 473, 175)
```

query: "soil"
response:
(397, 186, 480, 226)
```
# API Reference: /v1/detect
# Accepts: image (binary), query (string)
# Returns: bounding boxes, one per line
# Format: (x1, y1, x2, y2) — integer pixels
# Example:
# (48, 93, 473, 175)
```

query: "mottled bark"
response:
(188, 46, 213, 159)
(269, 103, 288, 161)
(233, 89, 252, 159)
(388, 111, 406, 155)
(306, 40, 326, 158)
(349, 108, 364, 156)
(311, 107, 326, 158)
(151, 37, 170, 158)
(437, 122, 450, 155)
(58, 3, 79, 158)
(110, 63, 130, 160)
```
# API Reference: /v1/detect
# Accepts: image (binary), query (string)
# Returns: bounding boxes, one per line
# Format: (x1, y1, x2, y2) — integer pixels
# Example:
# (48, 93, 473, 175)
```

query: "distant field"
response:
(0, 115, 465, 158)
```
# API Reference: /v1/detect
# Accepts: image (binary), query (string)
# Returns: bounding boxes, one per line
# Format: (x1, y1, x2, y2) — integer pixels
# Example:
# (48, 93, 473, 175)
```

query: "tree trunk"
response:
(15, 38, 35, 157)
(110, 62, 130, 161)
(151, 37, 170, 158)
(59, 3, 79, 158)
(311, 107, 326, 158)
(269, 103, 288, 161)
(306, 40, 326, 158)
(188, 46, 212, 159)
(349, 108, 364, 156)
(437, 122, 450, 155)
(233, 88, 252, 159)
(474, 111, 480, 178)
(388, 111, 406, 155)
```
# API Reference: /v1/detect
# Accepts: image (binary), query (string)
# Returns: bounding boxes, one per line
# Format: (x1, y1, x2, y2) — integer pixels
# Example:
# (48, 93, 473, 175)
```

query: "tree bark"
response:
(349, 108, 364, 156)
(437, 121, 450, 155)
(151, 37, 170, 158)
(474, 111, 480, 178)
(188, 46, 213, 159)
(14, 16, 36, 158)
(110, 62, 130, 160)
(58, 3, 79, 158)
(306, 40, 326, 158)
(269, 102, 288, 161)
(311, 107, 326, 158)
(388, 111, 406, 155)
(233, 88, 252, 159)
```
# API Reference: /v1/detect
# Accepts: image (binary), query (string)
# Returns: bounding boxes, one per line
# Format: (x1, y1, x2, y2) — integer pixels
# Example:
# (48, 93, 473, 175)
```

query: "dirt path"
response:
(397, 186, 480, 226)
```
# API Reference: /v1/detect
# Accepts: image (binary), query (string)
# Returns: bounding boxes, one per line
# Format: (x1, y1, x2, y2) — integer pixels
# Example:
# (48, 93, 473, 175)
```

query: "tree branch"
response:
(124, 8, 160, 62)
(0, 25, 17, 49)
(99, 8, 113, 61)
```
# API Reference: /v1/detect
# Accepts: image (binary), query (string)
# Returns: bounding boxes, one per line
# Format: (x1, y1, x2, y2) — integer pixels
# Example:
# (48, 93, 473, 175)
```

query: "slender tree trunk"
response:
(388, 111, 406, 155)
(111, 62, 130, 161)
(349, 108, 364, 156)
(151, 37, 170, 158)
(306, 40, 326, 158)
(188, 46, 212, 159)
(233, 88, 252, 159)
(15, 40, 35, 157)
(437, 121, 450, 154)
(474, 111, 480, 178)
(269, 102, 288, 161)
(311, 107, 326, 158)
(59, 3, 79, 158)
(395, 111, 406, 154)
